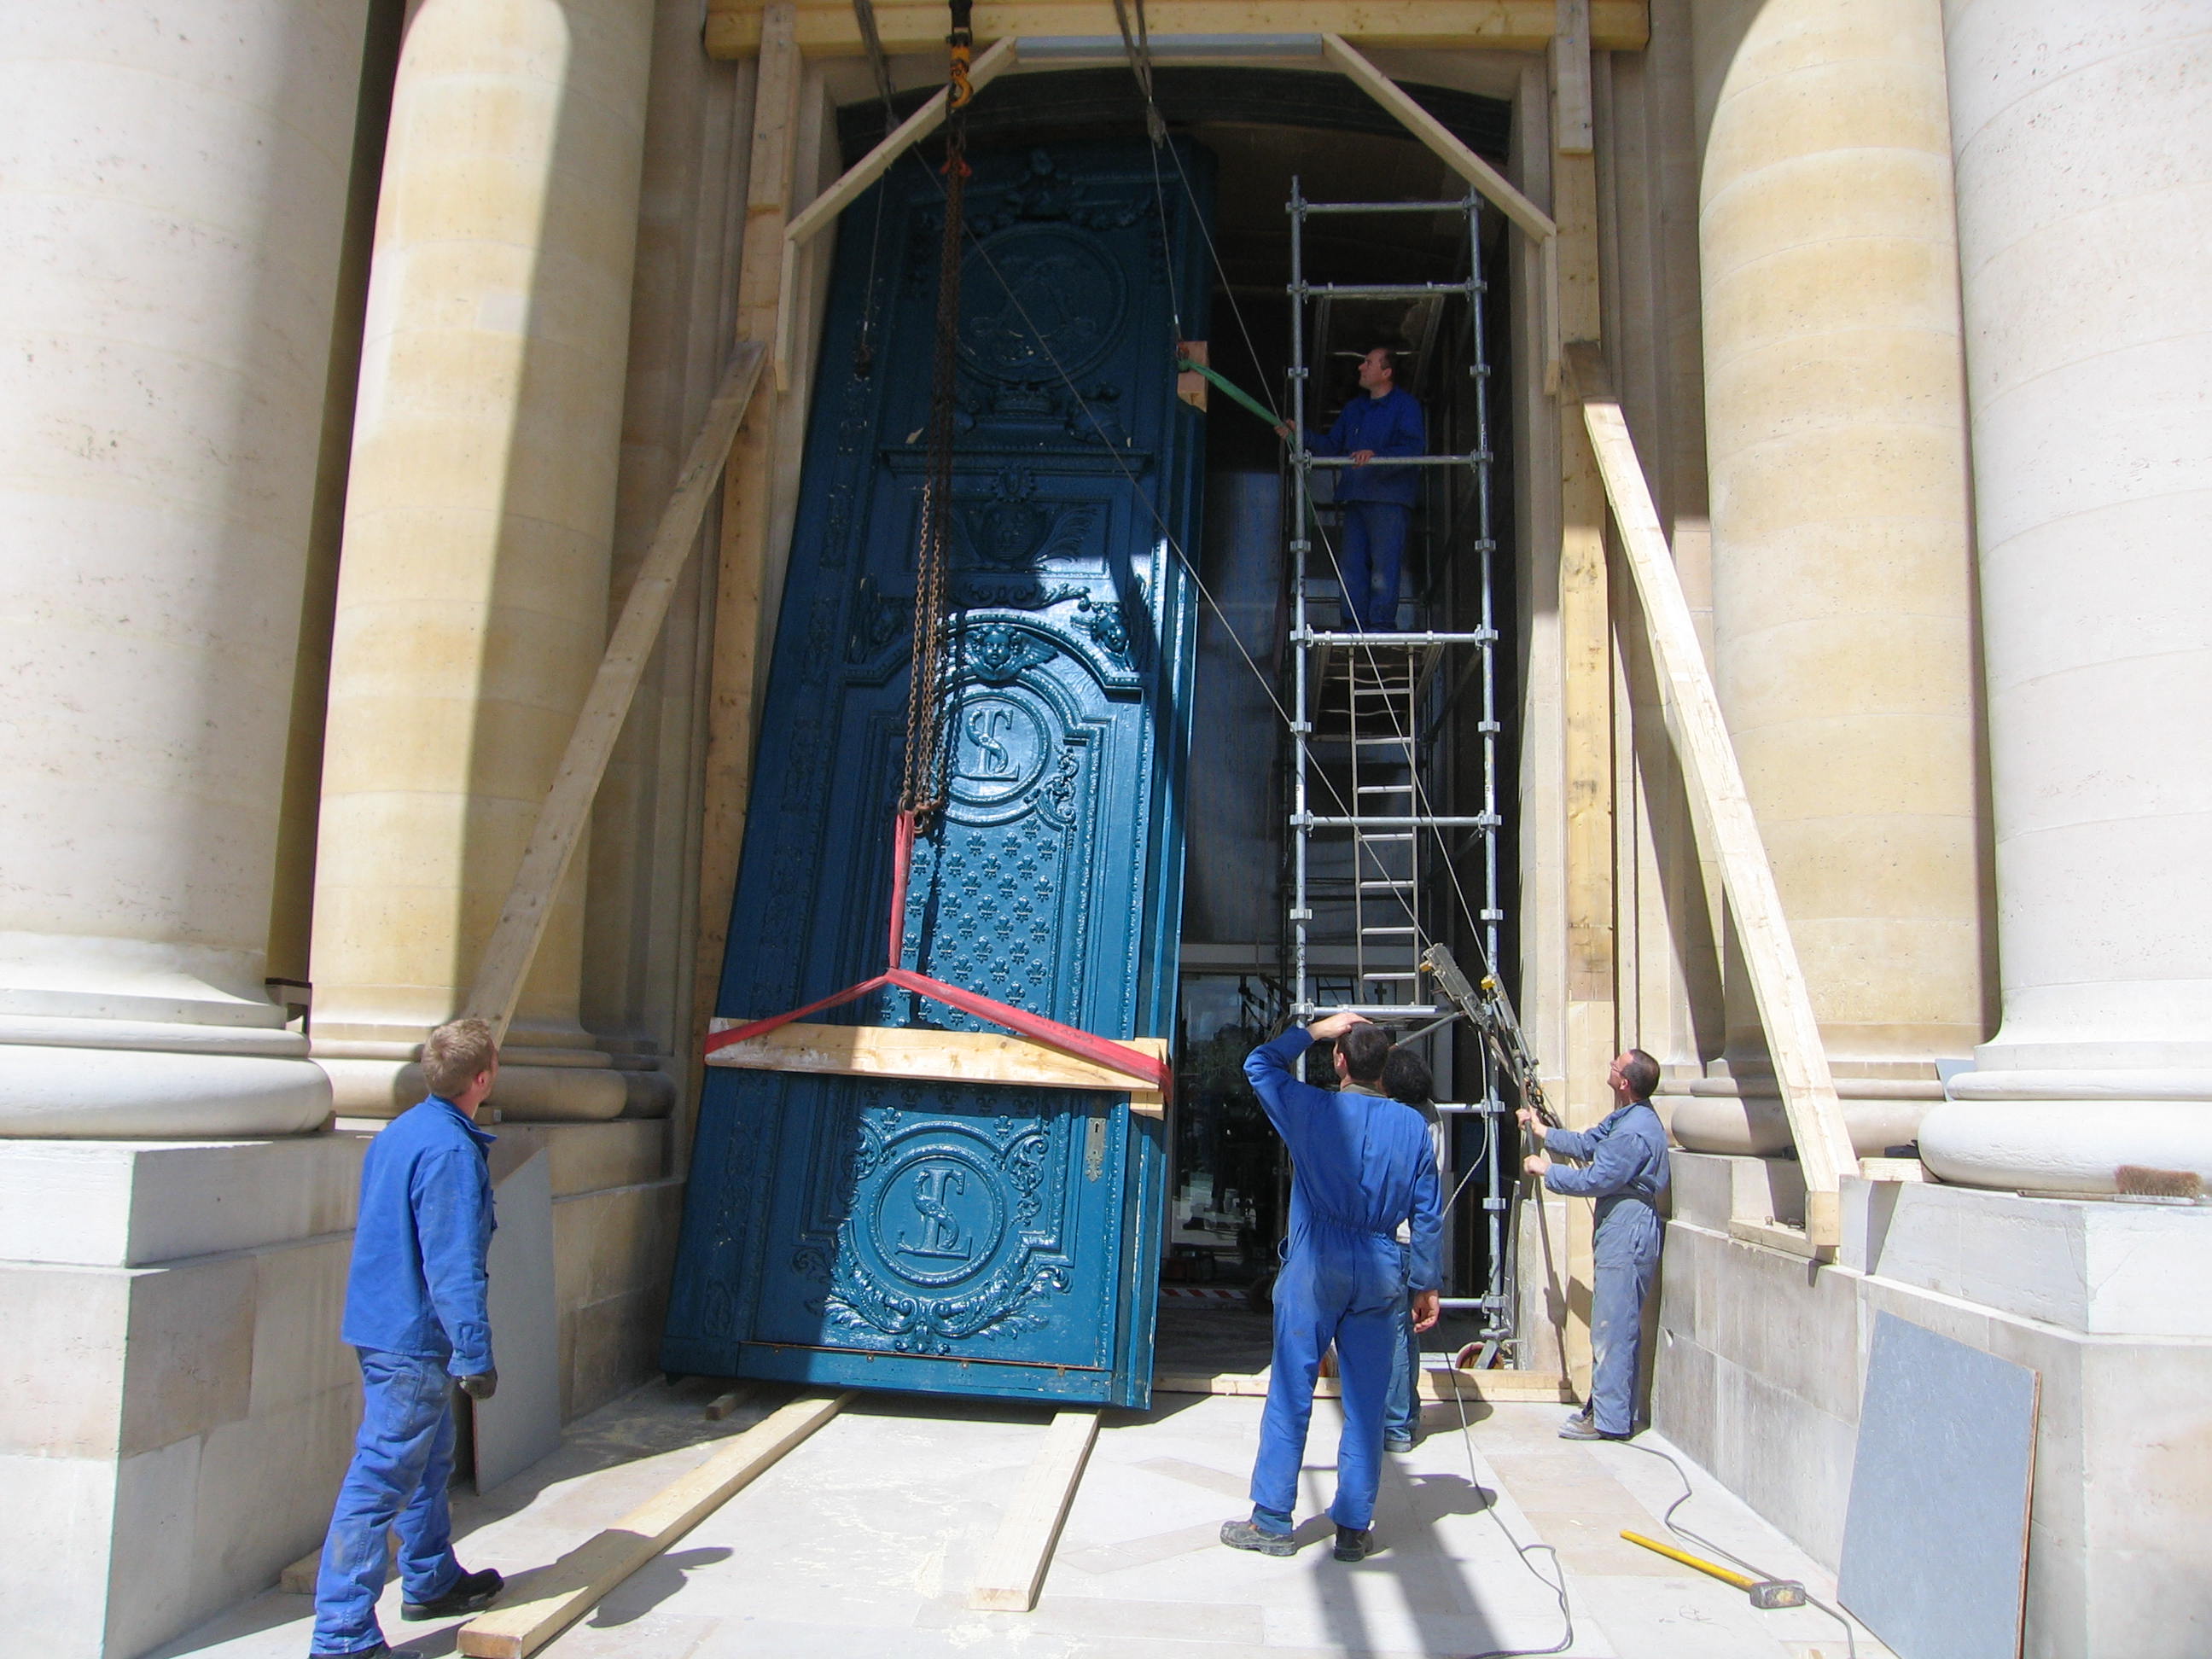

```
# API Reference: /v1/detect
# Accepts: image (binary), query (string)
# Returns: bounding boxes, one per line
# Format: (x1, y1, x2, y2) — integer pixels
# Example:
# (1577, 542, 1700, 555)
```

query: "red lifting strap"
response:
(701, 812, 1172, 1096)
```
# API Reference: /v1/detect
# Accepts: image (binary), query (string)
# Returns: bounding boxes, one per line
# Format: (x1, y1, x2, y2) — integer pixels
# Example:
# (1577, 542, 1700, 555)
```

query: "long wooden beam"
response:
(705, 1020, 1169, 1114)
(461, 346, 768, 1041)
(1155, 1368, 1575, 1402)
(1320, 34, 1555, 242)
(968, 1410, 1098, 1612)
(706, 1, 1650, 56)
(457, 1392, 848, 1657)
(1575, 377, 1859, 1247)
(774, 35, 1022, 389)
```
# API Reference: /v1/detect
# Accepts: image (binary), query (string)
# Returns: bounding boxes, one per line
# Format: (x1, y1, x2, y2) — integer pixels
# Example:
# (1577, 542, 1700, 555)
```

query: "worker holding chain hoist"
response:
(1521, 1047, 1670, 1441)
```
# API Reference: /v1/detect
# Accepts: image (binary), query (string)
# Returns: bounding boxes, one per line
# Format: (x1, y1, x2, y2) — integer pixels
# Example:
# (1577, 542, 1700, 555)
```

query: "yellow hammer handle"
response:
(1618, 1530, 1759, 1592)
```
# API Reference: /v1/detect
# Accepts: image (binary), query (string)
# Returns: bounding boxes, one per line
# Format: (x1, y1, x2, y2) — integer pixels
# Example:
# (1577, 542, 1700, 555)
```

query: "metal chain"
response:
(898, 0, 975, 827)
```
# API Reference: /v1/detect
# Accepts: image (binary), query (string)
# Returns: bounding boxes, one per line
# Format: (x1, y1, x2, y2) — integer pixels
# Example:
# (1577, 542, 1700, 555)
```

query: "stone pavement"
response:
(153, 1377, 1889, 1659)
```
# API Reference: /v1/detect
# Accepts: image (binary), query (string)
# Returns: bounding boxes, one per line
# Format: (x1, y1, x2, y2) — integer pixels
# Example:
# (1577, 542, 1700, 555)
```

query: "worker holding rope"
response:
(1275, 346, 1426, 631)
(1222, 1012, 1442, 1563)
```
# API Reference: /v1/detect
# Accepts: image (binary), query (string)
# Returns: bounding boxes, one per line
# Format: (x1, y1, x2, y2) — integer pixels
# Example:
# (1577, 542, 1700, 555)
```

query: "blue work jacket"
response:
(1245, 1028, 1444, 1290)
(341, 1094, 498, 1375)
(1304, 387, 1426, 506)
(1543, 1100, 1670, 1245)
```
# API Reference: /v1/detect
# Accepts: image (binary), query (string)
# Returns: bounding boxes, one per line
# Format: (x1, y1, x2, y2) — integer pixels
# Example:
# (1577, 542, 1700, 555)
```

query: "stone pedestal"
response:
(1656, 1150, 2212, 1657)
(0, 1, 364, 1136)
(309, 0, 656, 1121)
(0, 1138, 368, 1659)
(1677, 0, 1984, 1158)
(1918, 0, 2212, 1191)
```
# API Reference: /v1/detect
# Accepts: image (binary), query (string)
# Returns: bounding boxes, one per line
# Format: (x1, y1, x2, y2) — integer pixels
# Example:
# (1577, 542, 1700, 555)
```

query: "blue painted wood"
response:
(1839, 1313, 2039, 1659)
(662, 140, 1212, 1406)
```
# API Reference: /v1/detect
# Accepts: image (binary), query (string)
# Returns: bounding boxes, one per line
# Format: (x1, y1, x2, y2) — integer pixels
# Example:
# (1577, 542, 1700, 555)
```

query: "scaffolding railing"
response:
(1282, 180, 1520, 1347)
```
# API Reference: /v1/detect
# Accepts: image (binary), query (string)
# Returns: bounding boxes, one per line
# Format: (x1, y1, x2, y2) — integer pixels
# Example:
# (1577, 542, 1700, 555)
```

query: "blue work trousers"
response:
(1337, 502, 1411, 631)
(311, 1349, 463, 1655)
(1250, 1232, 1405, 1534)
(1384, 1295, 1421, 1443)
(1589, 1199, 1662, 1437)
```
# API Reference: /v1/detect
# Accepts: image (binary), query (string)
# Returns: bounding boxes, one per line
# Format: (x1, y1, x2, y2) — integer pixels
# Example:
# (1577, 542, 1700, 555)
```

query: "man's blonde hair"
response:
(422, 1017, 498, 1098)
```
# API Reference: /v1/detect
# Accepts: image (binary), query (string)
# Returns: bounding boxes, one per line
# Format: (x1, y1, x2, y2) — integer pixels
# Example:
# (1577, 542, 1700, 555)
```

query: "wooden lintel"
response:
(705, 2, 1650, 59)
(968, 1409, 1099, 1612)
(705, 1019, 1170, 1114)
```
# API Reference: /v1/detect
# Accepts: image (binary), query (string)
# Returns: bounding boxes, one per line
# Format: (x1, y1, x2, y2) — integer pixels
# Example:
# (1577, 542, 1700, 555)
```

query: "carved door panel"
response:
(661, 141, 1211, 1406)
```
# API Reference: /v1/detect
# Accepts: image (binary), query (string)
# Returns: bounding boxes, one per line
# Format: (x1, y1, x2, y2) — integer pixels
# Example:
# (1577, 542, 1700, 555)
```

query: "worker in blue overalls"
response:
(1276, 346, 1427, 630)
(311, 1018, 506, 1658)
(1520, 1047, 1671, 1441)
(1223, 1012, 1442, 1563)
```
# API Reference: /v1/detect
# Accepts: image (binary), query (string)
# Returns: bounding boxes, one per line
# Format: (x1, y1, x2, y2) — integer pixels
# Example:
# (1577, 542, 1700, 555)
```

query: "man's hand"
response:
(1350, 447, 1375, 466)
(1412, 1289, 1441, 1333)
(1307, 1010, 1371, 1042)
(1274, 422, 1292, 439)
(1516, 1105, 1549, 1143)
(458, 1369, 498, 1401)
(1522, 1154, 1551, 1180)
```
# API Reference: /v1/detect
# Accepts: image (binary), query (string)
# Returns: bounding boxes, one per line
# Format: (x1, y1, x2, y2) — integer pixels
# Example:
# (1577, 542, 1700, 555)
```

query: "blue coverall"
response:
(1301, 387, 1426, 630)
(1244, 1029, 1443, 1535)
(312, 1095, 497, 1656)
(1543, 1100, 1669, 1437)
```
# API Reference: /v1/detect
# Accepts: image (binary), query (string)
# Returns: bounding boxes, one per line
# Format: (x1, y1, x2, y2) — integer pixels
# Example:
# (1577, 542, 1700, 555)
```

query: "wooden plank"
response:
(457, 1392, 849, 1658)
(1727, 1218, 1830, 1260)
(774, 36, 1020, 389)
(704, 1382, 756, 1419)
(1551, 97, 1607, 1399)
(1153, 1369, 1575, 1403)
(705, 1, 1651, 57)
(704, 1020, 1168, 1113)
(967, 1409, 1099, 1612)
(461, 346, 765, 1040)
(693, 2, 806, 1136)
(1578, 392, 1859, 1243)
(1548, 0, 1592, 154)
(1320, 34, 1556, 242)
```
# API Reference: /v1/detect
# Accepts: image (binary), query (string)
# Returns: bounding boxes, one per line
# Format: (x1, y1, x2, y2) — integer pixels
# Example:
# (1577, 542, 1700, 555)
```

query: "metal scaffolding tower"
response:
(1282, 180, 1522, 1350)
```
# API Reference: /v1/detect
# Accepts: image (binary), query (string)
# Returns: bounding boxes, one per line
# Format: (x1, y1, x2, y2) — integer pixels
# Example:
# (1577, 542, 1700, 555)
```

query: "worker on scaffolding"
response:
(1222, 1012, 1442, 1563)
(1521, 1048, 1670, 1441)
(1276, 346, 1426, 631)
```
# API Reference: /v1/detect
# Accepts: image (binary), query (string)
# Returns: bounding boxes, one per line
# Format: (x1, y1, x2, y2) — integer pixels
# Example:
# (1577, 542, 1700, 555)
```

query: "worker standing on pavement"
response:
(311, 1018, 508, 1659)
(1521, 1048, 1670, 1441)
(1223, 1012, 1443, 1563)
(1275, 346, 1426, 631)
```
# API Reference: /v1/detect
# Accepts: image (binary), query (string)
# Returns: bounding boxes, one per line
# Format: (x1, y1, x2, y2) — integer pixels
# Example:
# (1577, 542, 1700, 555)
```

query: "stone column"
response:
(1919, 2, 2212, 1191)
(311, 0, 655, 1120)
(1674, 0, 1985, 1157)
(0, 2, 362, 1138)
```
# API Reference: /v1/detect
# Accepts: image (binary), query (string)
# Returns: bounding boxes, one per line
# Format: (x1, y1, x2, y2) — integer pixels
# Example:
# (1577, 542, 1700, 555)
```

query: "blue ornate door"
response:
(661, 141, 1211, 1406)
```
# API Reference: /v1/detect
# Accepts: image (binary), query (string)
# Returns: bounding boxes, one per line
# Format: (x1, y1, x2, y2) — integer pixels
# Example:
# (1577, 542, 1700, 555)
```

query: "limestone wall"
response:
(1656, 1155, 2212, 1657)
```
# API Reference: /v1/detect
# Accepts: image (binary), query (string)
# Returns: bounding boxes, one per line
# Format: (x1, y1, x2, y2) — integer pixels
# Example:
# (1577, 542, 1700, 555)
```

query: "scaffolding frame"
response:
(1281, 181, 1516, 1344)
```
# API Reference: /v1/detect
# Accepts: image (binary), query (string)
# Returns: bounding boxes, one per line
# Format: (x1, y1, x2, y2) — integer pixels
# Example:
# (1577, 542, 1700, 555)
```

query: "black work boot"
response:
(1333, 1526, 1377, 1563)
(401, 1565, 504, 1620)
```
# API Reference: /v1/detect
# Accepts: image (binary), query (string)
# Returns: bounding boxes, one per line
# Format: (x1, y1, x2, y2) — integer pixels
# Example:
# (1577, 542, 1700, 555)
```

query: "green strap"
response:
(1178, 357, 1279, 429)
